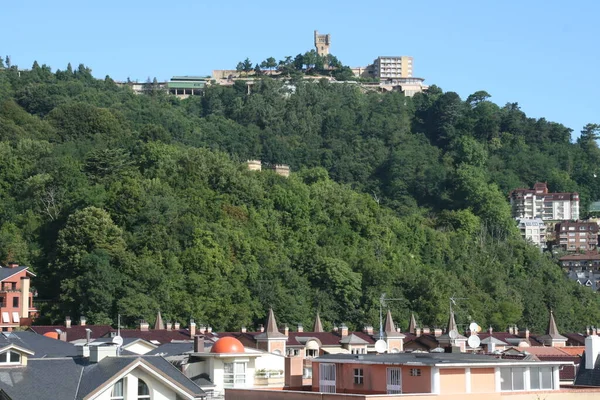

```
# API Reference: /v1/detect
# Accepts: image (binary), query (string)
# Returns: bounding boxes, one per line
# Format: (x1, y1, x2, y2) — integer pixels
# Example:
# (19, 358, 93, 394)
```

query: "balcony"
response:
(254, 370, 284, 387)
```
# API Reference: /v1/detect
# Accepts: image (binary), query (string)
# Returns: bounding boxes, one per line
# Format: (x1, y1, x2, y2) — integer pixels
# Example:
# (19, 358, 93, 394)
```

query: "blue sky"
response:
(3, 0, 599, 138)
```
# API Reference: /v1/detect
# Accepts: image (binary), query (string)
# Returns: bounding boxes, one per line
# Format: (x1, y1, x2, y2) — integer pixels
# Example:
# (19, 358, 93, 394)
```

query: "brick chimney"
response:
(524, 327, 530, 339)
(174, 322, 180, 330)
(207, 326, 212, 333)
(416, 327, 422, 337)
(166, 322, 172, 331)
(80, 316, 87, 326)
(422, 327, 431, 335)
(7, 262, 18, 269)
(433, 328, 442, 337)
(259, 324, 264, 333)
(65, 316, 72, 329)
(241, 326, 247, 333)
(139, 320, 149, 331)
(365, 325, 373, 335)
(283, 325, 289, 336)
(189, 320, 196, 338)
(297, 324, 303, 333)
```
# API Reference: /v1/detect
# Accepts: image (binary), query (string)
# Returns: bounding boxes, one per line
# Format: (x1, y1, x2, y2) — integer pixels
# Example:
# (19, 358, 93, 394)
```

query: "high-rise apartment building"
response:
(509, 182, 579, 221)
(516, 218, 547, 250)
(555, 221, 599, 252)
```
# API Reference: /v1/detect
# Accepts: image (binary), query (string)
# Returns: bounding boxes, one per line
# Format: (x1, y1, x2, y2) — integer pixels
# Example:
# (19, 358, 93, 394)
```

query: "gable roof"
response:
(0, 266, 33, 281)
(0, 331, 79, 358)
(339, 333, 369, 345)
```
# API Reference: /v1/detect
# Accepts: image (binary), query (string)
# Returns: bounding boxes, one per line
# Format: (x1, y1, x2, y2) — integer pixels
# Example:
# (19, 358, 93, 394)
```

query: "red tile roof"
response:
(110, 329, 192, 344)
(29, 325, 113, 341)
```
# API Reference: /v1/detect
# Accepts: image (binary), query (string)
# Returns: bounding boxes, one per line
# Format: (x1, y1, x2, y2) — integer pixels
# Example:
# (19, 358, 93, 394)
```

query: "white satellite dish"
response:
(449, 330, 458, 340)
(112, 335, 124, 347)
(469, 322, 479, 332)
(467, 335, 481, 349)
(374, 339, 387, 354)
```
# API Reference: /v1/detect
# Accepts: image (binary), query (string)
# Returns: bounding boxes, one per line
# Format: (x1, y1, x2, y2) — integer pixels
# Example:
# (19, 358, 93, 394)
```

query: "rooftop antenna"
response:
(449, 294, 467, 315)
(379, 293, 402, 338)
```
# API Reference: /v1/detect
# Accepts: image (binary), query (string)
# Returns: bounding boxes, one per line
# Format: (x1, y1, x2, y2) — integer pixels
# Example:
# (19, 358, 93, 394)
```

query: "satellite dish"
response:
(374, 340, 387, 354)
(112, 335, 124, 347)
(467, 335, 481, 349)
(476, 325, 482, 333)
(449, 330, 458, 340)
(469, 322, 479, 332)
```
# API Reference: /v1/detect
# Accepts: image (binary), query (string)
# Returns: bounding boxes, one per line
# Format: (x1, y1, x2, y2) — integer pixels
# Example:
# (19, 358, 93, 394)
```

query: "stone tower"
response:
(314, 30, 331, 56)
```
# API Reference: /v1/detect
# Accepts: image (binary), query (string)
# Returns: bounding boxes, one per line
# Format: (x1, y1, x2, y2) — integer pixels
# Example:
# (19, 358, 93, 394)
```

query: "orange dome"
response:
(212, 336, 245, 354)
(43, 332, 59, 339)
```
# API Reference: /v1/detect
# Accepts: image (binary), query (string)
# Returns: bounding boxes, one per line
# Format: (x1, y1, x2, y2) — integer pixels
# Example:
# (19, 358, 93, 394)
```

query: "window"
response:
(530, 367, 553, 390)
(110, 379, 124, 400)
(410, 368, 421, 377)
(138, 378, 150, 399)
(12, 297, 18, 308)
(500, 367, 525, 391)
(224, 362, 246, 388)
(0, 351, 20, 364)
(306, 349, 318, 358)
(319, 363, 336, 393)
(354, 368, 363, 384)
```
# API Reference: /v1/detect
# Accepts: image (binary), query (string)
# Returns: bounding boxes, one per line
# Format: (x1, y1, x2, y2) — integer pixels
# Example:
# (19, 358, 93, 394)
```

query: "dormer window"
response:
(110, 379, 124, 400)
(0, 350, 21, 364)
(138, 379, 150, 399)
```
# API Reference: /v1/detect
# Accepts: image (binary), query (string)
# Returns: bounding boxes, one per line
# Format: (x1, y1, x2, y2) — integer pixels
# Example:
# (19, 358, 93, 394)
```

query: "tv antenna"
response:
(379, 293, 403, 338)
(449, 294, 467, 315)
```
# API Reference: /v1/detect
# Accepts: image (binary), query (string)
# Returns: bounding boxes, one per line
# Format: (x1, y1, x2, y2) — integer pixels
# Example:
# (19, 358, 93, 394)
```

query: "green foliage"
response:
(0, 62, 598, 334)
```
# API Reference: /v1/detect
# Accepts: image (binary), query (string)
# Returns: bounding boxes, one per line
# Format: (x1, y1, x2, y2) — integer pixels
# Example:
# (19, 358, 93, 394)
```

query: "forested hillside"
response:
(1, 61, 599, 333)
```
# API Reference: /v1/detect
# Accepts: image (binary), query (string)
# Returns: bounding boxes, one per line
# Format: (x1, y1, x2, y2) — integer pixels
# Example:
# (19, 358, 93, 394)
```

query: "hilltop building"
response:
(509, 182, 579, 221)
(314, 30, 331, 56)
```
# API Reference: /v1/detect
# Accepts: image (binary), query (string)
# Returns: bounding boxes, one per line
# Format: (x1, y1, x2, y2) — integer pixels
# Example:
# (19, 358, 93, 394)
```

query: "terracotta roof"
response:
(108, 329, 191, 344)
(29, 325, 113, 341)
(515, 346, 570, 356)
(559, 346, 586, 356)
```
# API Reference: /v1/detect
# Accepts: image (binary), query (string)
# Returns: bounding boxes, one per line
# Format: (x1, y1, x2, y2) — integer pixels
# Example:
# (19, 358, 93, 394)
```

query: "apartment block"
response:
(372, 56, 413, 82)
(516, 218, 547, 250)
(555, 221, 599, 252)
(509, 182, 579, 221)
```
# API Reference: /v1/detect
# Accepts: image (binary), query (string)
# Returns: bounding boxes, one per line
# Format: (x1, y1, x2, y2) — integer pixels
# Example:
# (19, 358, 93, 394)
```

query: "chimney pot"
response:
(65, 316, 71, 329)
(139, 320, 149, 331)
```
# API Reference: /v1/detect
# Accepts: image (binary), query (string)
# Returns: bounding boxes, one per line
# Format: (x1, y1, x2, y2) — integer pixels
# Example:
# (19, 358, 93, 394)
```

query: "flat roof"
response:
(315, 352, 572, 367)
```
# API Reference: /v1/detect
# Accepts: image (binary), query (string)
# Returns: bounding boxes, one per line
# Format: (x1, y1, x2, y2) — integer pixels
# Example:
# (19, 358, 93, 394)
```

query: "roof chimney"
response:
(199, 325, 206, 334)
(139, 320, 149, 331)
(90, 344, 118, 363)
(416, 327, 422, 337)
(166, 322, 172, 331)
(7, 262, 18, 269)
(508, 326, 514, 335)
(297, 324, 303, 333)
(586, 335, 600, 369)
(422, 327, 431, 335)
(189, 320, 196, 338)
(207, 326, 212, 333)
(80, 316, 87, 326)
(241, 326, 247, 333)
(587, 326, 591, 336)
(283, 325, 289, 336)
(55, 329, 67, 342)
(433, 328, 442, 337)
(488, 326, 493, 335)
(174, 322, 180, 330)
(65, 316, 72, 329)
(194, 335, 205, 353)
(259, 324, 264, 333)
(85, 328, 92, 345)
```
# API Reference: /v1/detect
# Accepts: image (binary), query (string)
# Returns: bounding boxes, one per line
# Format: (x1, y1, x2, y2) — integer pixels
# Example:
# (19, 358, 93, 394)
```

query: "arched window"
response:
(138, 378, 150, 399)
(110, 379, 124, 400)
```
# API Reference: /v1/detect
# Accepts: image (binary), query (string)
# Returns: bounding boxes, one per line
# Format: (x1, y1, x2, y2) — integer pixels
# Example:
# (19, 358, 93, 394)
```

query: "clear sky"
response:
(3, 0, 599, 139)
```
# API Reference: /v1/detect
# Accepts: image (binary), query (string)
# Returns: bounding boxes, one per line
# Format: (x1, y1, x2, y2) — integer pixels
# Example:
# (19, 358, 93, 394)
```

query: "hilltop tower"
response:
(314, 30, 331, 56)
